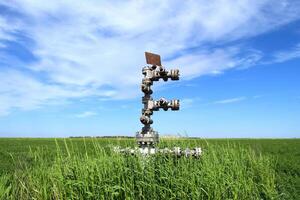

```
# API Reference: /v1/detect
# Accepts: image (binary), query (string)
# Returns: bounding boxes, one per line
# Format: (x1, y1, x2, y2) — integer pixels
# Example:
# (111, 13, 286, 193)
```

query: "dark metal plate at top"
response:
(145, 52, 161, 66)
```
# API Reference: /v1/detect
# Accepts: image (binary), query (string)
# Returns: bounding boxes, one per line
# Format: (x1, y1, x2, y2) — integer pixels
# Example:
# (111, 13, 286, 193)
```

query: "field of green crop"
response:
(0, 138, 299, 199)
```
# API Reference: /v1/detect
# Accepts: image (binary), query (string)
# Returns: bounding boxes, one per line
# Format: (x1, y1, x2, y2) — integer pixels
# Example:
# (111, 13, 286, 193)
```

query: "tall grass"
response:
(0, 139, 280, 199)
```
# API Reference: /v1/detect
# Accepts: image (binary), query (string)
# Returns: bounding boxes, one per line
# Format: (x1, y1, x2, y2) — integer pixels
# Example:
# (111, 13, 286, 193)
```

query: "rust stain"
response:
(145, 52, 161, 66)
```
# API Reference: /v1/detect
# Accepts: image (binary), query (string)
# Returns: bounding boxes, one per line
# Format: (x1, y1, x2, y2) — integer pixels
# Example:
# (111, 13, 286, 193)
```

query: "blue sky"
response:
(0, 0, 299, 138)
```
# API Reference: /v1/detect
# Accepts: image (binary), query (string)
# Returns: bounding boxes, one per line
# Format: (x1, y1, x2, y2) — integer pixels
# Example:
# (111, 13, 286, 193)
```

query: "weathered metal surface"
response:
(137, 52, 180, 148)
(145, 52, 162, 66)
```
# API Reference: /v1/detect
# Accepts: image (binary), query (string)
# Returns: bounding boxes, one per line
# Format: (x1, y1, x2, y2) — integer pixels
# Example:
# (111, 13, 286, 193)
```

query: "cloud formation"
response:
(272, 43, 300, 63)
(75, 111, 97, 118)
(213, 97, 247, 104)
(0, 0, 300, 115)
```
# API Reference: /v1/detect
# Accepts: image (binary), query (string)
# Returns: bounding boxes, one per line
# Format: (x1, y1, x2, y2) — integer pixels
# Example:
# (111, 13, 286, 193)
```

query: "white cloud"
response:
(213, 97, 246, 104)
(0, 16, 18, 41)
(75, 111, 97, 118)
(272, 43, 300, 63)
(166, 47, 263, 79)
(0, 69, 116, 116)
(0, 0, 300, 115)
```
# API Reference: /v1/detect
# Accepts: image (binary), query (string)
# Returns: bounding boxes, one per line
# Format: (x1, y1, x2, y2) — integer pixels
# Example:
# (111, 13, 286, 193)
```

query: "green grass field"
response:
(0, 138, 299, 199)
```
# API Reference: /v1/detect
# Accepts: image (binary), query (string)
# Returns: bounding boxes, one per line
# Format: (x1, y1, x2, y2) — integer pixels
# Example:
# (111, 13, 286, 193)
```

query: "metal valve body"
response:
(115, 52, 202, 158)
(136, 52, 180, 148)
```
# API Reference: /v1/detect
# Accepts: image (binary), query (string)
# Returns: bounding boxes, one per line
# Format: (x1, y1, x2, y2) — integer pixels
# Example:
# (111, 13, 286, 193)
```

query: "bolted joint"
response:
(142, 109, 153, 116)
(168, 69, 180, 80)
(141, 83, 153, 94)
(151, 65, 157, 70)
(146, 67, 180, 82)
(159, 68, 179, 81)
(170, 99, 180, 110)
(140, 115, 153, 125)
(142, 66, 150, 75)
(159, 97, 168, 107)
(151, 70, 160, 81)
(142, 78, 153, 86)
(153, 98, 180, 111)
(136, 130, 159, 148)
